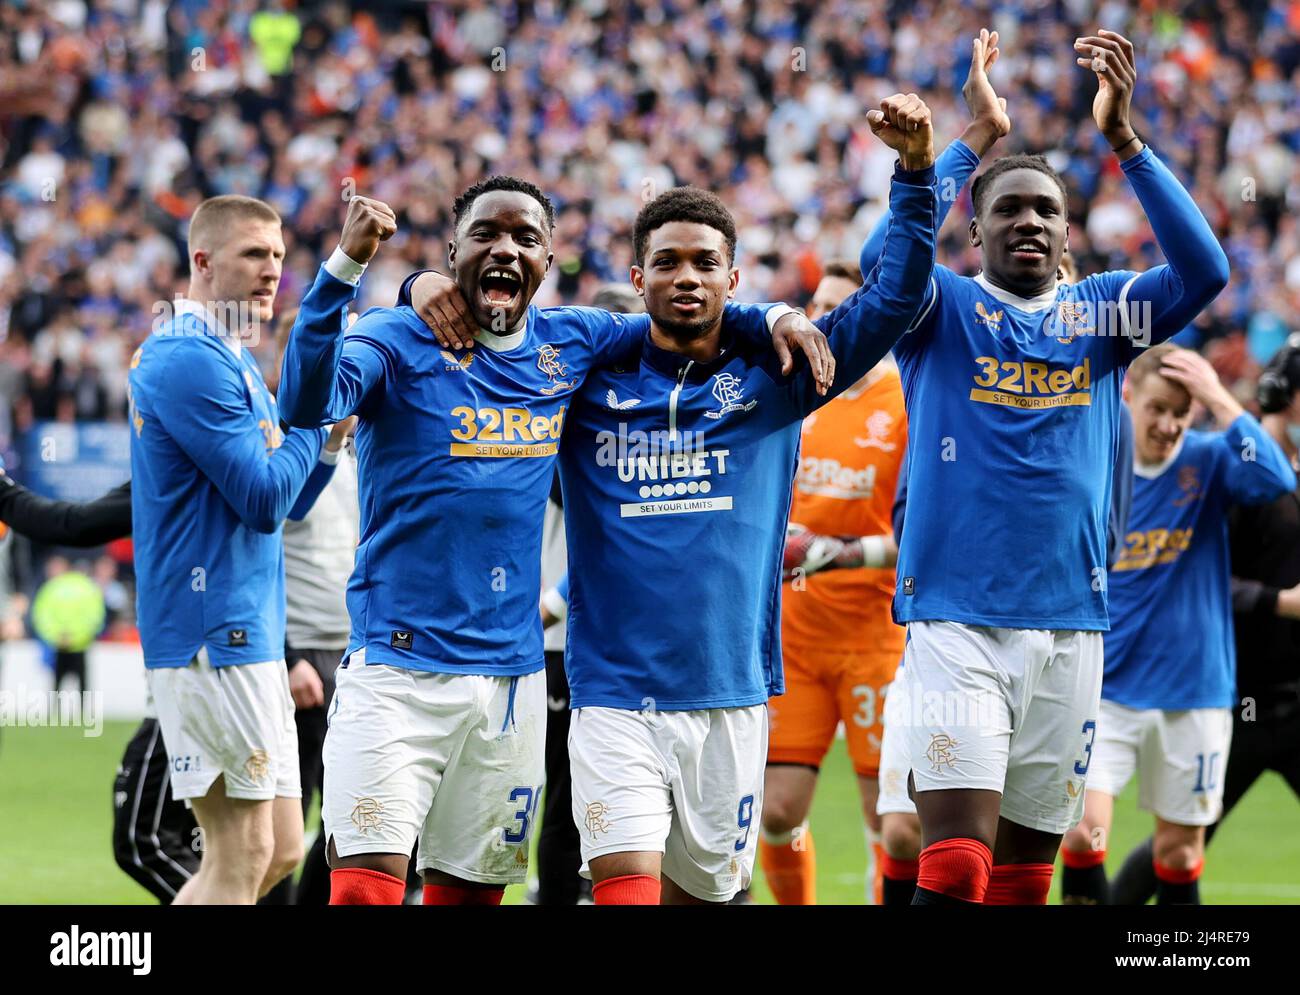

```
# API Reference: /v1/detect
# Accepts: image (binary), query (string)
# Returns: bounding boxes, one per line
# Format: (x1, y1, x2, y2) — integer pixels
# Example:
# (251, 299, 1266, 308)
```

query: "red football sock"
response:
(881, 851, 920, 880)
(870, 840, 886, 906)
(329, 867, 406, 905)
(880, 850, 918, 906)
(592, 874, 661, 905)
(760, 829, 816, 905)
(422, 884, 505, 905)
(983, 863, 1054, 905)
(1060, 846, 1107, 869)
(916, 838, 993, 904)
(1154, 858, 1203, 885)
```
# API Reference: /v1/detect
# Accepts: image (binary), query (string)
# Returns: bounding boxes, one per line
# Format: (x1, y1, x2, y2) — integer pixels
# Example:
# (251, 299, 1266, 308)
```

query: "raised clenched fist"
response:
(339, 195, 398, 265)
(866, 93, 935, 173)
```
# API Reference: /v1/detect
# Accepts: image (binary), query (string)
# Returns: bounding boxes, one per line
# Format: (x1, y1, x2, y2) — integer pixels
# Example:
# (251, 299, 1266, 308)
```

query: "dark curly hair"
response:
(633, 186, 737, 266)
(970, 154, 1068, 217)
(452, 175, 556, 232)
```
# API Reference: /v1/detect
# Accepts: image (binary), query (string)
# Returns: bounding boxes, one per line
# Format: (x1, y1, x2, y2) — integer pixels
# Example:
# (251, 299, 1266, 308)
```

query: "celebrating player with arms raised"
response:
(558, 93, 937, 905)
(761, 30, 1010, 907)
(885, 30, 1230, 905)
(279, 182, 825, 905)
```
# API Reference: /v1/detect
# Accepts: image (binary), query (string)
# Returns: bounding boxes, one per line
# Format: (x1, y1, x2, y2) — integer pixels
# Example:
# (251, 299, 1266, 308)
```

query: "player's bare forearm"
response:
(1161, 350, 1244, 428)
(959, 29, 1010, 157)
(956, 121, 1001, 159)
(1205, 394, 1246, 429)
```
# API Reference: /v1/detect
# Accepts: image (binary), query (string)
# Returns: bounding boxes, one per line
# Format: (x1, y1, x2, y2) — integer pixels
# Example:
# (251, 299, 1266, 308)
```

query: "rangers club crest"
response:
(536, 344, 576, 395)
(1054, 300, 1093, 343)
(854, 410, 897, 450)
(704, 372, 757, 419)
(1173, 465, 1203, 506)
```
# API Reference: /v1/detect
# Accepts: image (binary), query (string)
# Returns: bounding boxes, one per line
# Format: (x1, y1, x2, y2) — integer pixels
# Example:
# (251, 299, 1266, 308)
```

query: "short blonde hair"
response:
(187, 195, 281, 263)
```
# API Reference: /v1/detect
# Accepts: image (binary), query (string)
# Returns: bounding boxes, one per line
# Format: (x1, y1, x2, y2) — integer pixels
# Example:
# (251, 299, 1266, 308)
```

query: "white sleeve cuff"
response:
(861, 535, 888, 568)
(325, 246, 367, 287)
(764, 303, 799, 333)
(318, 445, 342, 465)
(540, 586, 568, 621)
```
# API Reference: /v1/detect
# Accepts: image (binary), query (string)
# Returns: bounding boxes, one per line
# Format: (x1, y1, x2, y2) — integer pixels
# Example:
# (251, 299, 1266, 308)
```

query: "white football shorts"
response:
(148, 647, 300, 802)
(322, 652, 546, 885)
(876, 667, 917, 817)
(899, 620, 1103, 835)
(569, 704, 767, 902)
(1086, 698, 1233, 826)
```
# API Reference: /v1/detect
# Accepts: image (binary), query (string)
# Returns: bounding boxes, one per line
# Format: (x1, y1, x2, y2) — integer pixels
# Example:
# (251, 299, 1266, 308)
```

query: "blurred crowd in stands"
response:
(0, 0, 1299, 637)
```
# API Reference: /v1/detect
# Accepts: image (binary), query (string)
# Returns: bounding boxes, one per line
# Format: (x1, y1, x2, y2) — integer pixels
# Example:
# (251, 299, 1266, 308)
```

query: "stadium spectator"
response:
(3, 0, 1297, 468)
(30, 553, 104, 694)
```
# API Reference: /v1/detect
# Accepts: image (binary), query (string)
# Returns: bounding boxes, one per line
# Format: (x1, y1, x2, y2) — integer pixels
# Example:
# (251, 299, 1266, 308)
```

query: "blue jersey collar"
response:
(639, 326, 741, 383)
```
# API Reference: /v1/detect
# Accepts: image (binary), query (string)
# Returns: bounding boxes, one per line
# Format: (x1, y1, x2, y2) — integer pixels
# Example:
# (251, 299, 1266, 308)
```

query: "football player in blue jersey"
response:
(879, 30, 1231, 905)
(1060, 343, 1294, 904)
(128, 195, 337, 904)
(279, 184, 829, 905)
(553, 94, 936, 904)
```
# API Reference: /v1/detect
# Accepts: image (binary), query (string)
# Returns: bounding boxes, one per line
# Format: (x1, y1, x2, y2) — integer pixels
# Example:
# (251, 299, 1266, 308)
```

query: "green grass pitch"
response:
(0, 721, 1295, 904)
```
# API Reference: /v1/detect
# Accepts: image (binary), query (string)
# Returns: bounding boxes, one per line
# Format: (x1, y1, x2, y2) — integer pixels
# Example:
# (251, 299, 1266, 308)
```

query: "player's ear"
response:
(969, 217, 981, 248)
(191, 249, 211, 278)
(544, 250, 554, 274)
(727, 265, 739, 299)
(1121, 371, 1132, 402)
(447, 239, 457, 271)
(629, 265, 645, 295)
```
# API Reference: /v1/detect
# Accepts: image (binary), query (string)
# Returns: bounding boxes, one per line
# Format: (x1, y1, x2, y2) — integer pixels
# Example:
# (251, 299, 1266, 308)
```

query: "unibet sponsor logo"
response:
(1111, 527, 1193, 572)
(969, 356, 1091, 409)
(796, 456, 877, 500)
(448, 405, 564, 457)
(611, 445, 733, 517)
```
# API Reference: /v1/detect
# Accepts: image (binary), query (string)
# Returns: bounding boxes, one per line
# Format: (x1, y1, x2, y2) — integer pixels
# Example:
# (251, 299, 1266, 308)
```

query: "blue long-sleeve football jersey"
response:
(128, 305, 328, 668)
(892, 146, 1230, 631)
(560, 165, 937, 710)
(1109, 404, 1135, 567)
(859, 138, 980, 268)
(1104, 414, 1295, 709)
(278, 260, 781, 677)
